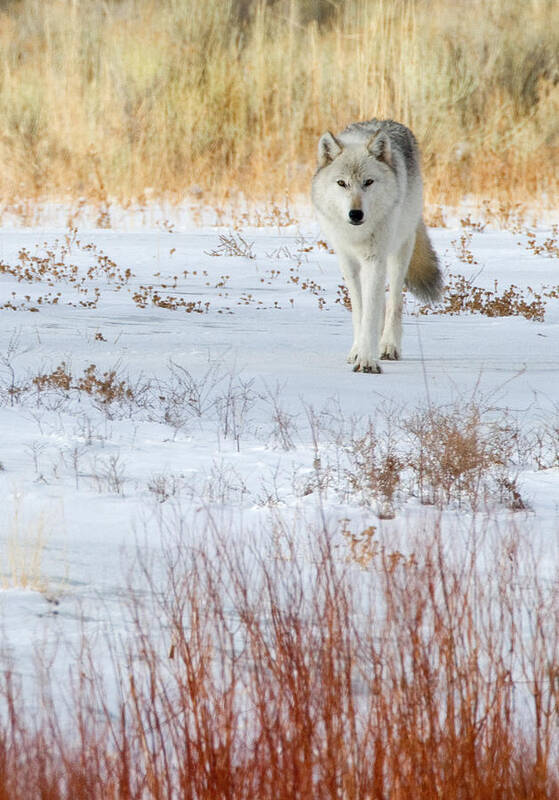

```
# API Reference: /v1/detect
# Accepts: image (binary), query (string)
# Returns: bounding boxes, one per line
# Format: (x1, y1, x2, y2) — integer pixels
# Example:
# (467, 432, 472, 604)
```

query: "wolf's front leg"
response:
(353, 258, 386, 373)
(338, 254, 363, 365)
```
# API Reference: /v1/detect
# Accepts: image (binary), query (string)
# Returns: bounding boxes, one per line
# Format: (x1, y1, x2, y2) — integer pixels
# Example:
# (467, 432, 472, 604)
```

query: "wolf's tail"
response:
(405, 219, 443, 304)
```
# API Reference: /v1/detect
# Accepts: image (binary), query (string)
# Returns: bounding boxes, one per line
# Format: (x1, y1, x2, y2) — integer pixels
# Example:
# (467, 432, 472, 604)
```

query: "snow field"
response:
(0, 208, 558, 747)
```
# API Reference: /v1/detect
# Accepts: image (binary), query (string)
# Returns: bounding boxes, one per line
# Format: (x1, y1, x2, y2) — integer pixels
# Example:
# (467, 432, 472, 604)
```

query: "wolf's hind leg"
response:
(380, 235, 414, 360)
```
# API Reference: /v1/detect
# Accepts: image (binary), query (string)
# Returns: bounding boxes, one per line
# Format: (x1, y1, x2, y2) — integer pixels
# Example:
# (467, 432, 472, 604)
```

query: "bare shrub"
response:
(404, 401, 519, 509)
(151, 360, 222, 434)
(294, 403, 336, 498)
(215, 374, 260, 451)
(202, 460, 249, 505)
(345, 421, 404, 519)
(61, 444, 87, 491)
(205, 231, 256, 259)
(530, 405, 559, 470)
(264, 382, 298, 451)
(1, 517, 558, 797)
(0, 329, 29, 406)
(331, 400, 527, 515)
(89, 454, 127, 495)
(496, 474, 528, 511)
(147, 473, 183, 504)
(25, 440, 48, 480)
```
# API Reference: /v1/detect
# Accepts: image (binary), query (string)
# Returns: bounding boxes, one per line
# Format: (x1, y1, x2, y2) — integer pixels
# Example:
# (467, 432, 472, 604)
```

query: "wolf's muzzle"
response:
(348, 209, 364, 225)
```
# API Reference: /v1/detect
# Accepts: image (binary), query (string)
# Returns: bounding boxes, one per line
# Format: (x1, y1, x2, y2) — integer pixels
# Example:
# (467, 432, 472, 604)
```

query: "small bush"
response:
(345, 421, 404, 518)
(404, 401, 517, 509)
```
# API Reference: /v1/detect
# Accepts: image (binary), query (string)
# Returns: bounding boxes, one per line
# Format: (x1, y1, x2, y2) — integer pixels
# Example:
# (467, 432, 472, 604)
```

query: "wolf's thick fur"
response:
(312, 118, 442, 373)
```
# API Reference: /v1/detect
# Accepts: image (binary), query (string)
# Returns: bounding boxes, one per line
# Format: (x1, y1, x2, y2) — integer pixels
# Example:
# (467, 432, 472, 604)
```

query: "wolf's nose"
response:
(349, 209, 364, 224)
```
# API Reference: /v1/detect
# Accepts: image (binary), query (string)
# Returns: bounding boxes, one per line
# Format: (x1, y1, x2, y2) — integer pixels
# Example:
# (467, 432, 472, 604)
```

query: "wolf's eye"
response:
(337, 180, 348, 188)
(363, 178, 375, 187)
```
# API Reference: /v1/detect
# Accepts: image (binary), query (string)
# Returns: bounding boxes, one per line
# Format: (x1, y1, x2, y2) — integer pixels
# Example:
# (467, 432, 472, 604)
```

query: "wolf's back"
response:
(405, 219, 443, 304)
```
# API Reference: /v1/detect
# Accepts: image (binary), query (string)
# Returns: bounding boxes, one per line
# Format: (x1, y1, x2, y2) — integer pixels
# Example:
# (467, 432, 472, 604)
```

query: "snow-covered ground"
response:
(0, 205, 558, 710)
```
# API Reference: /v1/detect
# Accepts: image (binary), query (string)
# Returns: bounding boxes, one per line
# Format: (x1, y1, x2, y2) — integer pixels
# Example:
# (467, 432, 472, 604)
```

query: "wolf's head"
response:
(311, 129, 399, 232)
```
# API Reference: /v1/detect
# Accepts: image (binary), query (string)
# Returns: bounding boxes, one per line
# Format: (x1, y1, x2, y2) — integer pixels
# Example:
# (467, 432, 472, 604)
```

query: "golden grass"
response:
(0, 0, 557, 209)
(1, 493, 47, 591)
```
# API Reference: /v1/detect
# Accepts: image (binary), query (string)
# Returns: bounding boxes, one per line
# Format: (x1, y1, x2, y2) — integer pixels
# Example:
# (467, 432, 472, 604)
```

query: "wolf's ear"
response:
(317, 131, 343, 167)
(367, 130, 392, 166)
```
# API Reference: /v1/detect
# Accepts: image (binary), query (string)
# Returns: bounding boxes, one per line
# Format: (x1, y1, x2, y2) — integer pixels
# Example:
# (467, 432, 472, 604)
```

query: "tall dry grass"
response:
(0, 0, 557, 208)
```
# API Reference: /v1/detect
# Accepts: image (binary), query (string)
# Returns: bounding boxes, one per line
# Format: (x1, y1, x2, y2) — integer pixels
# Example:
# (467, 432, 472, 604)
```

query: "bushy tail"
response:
(405, 219, 443, 304)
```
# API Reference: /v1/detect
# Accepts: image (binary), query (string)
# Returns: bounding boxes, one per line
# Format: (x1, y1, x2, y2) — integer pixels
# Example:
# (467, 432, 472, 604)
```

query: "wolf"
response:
(312, 119, 442, 373)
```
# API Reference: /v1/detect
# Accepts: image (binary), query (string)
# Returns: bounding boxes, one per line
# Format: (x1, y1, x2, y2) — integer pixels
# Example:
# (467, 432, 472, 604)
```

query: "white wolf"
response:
(312, 119, 442, 373)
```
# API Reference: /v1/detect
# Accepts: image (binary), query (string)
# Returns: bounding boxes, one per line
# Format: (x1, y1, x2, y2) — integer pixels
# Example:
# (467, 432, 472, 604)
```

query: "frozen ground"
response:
(0, 204, 558, 709)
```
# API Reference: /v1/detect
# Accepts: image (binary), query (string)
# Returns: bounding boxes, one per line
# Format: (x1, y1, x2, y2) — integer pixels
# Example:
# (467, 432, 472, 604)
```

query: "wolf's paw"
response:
(380, 344, 400, 361)
(352, 343, 382, 373)
(353, 359, 382, 374)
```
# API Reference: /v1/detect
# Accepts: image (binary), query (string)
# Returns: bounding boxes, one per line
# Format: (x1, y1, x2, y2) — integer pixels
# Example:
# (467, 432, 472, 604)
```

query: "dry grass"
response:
(418, 223, 559, 321)
(5, 348, 557, 512)
(420, 274, 549, 322)
(1, 517, 559, 797)
(0, 0, 557, 209)
(1, 493, 49, 591)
